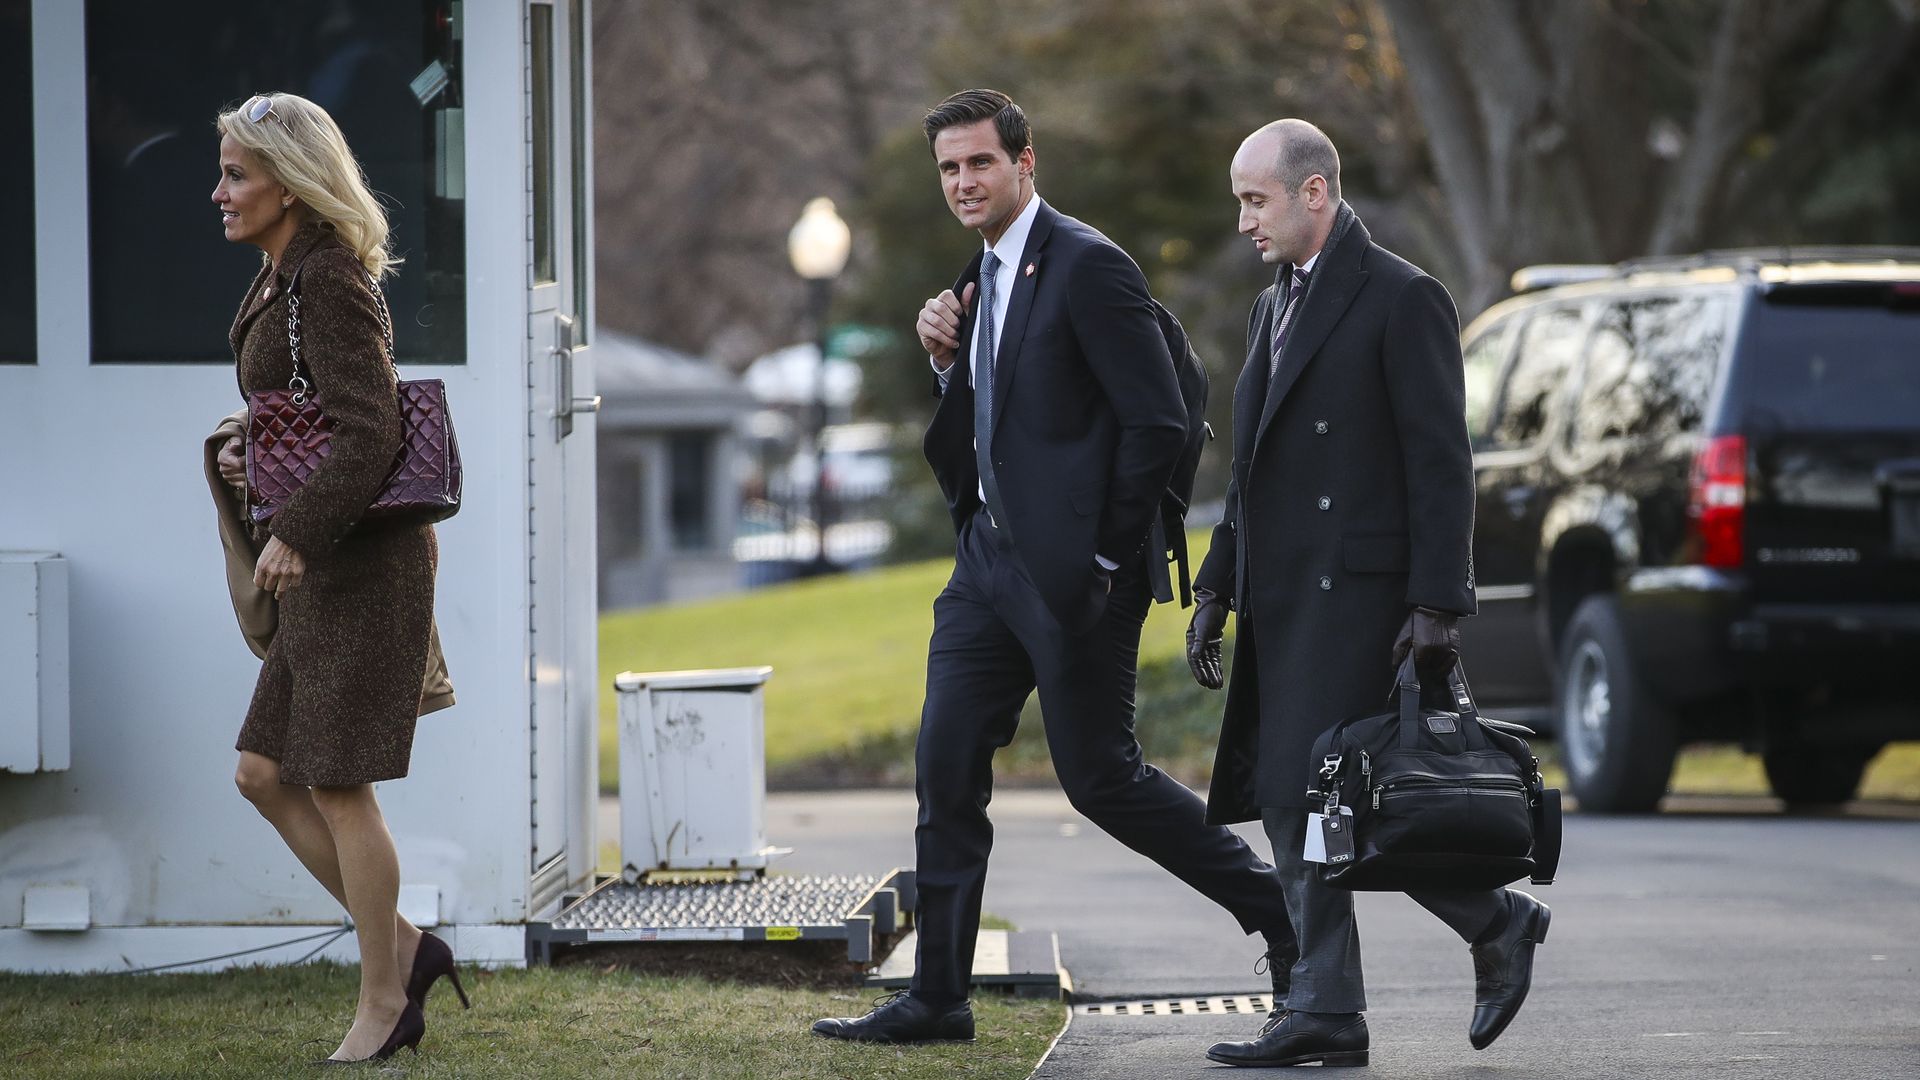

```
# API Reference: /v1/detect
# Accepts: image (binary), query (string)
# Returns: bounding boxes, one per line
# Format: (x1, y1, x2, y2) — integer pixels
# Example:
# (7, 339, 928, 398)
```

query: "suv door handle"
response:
(1503, 486, 1536, 519)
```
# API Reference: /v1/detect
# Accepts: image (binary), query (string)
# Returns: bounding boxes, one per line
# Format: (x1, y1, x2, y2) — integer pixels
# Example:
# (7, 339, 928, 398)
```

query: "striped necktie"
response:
(1268, 266, 1311, 376)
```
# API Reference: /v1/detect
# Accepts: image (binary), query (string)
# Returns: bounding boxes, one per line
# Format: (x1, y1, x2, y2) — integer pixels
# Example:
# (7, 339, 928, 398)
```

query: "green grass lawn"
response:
(0, 963, 1063, 1079)
(599, 536, 1920, 801)
(597, 534, 1207, 791)
(598, 558, 957, 786)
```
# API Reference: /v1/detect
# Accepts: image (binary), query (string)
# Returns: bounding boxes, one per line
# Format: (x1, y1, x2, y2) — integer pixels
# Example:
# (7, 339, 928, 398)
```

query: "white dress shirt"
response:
(1291, 250, 1320, 291)
(932, 192, 1044, 390)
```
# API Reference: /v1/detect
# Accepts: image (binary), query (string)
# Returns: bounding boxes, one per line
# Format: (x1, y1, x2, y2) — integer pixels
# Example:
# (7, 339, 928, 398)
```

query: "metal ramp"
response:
(868, 928, 1071, 999)
(554, 670, 1068, 995)
(526, 868, 913, 965)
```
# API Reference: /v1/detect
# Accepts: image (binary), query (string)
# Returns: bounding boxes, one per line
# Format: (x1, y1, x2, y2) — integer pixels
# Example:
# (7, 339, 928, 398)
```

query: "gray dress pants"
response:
(1261, 809, 1512, 1014)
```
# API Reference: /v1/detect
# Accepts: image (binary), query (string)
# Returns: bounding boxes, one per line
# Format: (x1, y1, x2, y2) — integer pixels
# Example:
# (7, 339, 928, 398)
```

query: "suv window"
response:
(1727, 287, 1920, 430)
(1570, 293, 1730, 446)
(1462, 316, 1517, 450)
(1488, 305, 1585, 451)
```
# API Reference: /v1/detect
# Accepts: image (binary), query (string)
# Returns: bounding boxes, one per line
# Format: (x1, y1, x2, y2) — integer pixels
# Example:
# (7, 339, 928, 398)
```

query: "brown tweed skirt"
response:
(236, 524, 438, 786)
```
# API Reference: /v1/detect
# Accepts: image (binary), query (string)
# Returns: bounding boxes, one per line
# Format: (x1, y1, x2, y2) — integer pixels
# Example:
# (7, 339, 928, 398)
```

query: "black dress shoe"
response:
(1469, 890, 1551, 1050)
(1206, 1009, 1369, 1068)
(1255, 939, 1298, 1034)
(811, 991, 975, 1043)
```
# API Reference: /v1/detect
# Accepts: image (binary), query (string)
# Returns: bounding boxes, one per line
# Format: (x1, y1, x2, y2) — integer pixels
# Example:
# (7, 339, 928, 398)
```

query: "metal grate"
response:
(1075, 994, 1276, 1017)
(551, 874, 881, 931)
(526, 870, 911, 964)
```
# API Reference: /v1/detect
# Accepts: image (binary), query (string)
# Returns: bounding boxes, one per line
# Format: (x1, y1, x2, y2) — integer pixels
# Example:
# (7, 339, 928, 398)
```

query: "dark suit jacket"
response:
(1194, 204, 1477, 822)
(924, 200, 1187, 631)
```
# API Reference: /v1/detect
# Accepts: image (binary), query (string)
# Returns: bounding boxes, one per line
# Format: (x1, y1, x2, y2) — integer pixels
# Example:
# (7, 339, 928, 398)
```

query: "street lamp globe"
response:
(787, 197, 851, 574)
(788, 197, 851, 281)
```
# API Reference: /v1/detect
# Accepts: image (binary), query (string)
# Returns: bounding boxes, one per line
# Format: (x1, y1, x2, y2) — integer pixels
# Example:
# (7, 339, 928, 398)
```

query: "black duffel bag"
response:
(1307, 657, 1561, 892)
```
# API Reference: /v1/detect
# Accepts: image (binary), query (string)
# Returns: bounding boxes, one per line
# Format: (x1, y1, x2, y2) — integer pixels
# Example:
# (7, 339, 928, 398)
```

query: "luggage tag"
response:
(1303, 806, 1356, 864)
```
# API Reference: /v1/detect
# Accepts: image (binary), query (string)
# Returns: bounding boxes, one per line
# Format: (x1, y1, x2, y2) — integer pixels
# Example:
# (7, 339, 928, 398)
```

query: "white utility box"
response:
(1, 552, 71, 773)
(614, 667, 787, 880)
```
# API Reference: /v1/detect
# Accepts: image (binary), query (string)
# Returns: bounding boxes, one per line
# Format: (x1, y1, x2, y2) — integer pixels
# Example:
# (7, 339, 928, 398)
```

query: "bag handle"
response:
(1395, 654, 1487, 749)
(284, 256, 397, 406)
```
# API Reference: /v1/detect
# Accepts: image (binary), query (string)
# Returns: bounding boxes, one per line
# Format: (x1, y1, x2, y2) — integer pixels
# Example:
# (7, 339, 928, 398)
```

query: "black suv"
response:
(1456, 249, 1920, 812)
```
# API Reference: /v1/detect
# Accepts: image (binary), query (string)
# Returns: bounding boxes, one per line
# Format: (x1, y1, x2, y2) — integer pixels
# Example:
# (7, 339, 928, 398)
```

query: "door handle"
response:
(1502, 486, 1535, 519)
(553, 314, 598, 439)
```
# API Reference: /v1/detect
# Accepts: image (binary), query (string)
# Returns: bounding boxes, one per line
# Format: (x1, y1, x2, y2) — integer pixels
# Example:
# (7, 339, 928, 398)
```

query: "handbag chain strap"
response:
(285, 267, 397, 406)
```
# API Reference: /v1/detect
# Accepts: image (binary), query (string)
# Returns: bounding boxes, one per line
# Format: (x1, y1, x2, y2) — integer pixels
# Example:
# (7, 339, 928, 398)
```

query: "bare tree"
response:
(593, 0, 950, 367)
(594, 0, 1919, 364)
(1376, 0, 1920, 314)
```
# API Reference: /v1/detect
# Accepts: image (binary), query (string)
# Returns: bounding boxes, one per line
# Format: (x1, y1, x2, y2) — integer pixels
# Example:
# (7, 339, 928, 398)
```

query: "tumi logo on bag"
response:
(1426, 715, 1458, 734)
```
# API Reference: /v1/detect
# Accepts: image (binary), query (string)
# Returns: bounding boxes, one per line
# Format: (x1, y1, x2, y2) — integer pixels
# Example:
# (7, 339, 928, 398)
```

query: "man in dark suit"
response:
(813, 89, 1293, 1045)
(1185, 120, 1551, 1067)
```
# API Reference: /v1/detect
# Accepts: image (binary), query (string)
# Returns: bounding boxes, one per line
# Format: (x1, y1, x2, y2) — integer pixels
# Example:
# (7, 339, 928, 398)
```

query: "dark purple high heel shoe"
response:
(405, 931, 471, 1010)
(313, 1000, 425, 1065)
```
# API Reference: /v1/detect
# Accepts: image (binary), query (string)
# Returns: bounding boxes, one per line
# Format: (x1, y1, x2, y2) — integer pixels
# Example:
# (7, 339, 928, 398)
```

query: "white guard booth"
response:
(0, 0, 602, 971)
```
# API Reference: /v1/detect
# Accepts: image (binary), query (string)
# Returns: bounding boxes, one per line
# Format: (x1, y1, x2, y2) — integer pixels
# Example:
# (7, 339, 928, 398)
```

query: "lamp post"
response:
(787, 196, 851, 573)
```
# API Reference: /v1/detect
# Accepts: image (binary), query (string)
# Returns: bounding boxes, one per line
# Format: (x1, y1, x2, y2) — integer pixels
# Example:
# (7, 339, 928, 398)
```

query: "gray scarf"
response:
(1277, 199, 1357, 297)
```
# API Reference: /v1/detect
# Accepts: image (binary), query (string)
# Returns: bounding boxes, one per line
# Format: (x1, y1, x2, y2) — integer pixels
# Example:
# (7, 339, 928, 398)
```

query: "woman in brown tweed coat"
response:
(212, 92, 461, 1064)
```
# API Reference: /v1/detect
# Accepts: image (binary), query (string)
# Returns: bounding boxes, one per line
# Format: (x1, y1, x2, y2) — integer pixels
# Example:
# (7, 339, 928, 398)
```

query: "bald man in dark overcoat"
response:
(1185, 119, 1552, 1068)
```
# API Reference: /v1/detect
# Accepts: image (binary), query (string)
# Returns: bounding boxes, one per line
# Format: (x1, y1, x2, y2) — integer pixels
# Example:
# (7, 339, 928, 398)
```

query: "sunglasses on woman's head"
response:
(243, 95, 293, 136)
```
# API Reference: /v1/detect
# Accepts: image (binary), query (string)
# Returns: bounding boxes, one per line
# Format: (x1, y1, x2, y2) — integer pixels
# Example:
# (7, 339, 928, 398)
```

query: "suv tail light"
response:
(1688, 435, 1747, 568)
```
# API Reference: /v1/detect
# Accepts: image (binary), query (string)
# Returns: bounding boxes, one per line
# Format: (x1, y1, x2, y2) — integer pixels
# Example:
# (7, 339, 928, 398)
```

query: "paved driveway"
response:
(601, 790, 1920, 1077)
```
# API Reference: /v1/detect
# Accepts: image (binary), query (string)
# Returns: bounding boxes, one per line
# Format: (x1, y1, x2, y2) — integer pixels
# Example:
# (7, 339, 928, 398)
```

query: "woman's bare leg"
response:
(235, 752, 424, 971)
(310, 782, 410, 1060)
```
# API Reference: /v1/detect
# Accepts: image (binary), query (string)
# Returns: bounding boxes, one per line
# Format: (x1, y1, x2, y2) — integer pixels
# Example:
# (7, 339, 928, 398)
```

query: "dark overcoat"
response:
(1195, 205, 1477, 824)
(230, 221, 440, 787)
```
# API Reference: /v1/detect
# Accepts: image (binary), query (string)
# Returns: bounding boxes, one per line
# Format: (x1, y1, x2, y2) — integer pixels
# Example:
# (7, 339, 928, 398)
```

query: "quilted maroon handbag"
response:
(246, 263, 462, 527)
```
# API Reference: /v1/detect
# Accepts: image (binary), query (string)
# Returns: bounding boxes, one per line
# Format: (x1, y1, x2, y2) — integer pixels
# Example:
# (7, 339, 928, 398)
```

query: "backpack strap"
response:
(1530, 787, 1562, 885)
(1170, 521, 1193, 608)
(1148, 517, 1176, 604)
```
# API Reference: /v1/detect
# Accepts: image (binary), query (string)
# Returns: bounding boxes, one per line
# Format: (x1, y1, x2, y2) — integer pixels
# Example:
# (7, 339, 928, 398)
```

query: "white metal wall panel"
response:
(0, 0, 596, 969)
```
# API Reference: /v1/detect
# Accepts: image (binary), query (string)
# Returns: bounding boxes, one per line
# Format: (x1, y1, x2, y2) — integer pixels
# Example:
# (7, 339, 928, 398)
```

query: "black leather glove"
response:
(1186, 589, 1229, 690)
(1392, 606, 1460, 684)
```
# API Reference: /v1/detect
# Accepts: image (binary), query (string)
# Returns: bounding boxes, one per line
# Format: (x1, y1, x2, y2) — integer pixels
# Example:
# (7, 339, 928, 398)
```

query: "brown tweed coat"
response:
(205, 409, 454, 709)
(231, 221, 443, 786)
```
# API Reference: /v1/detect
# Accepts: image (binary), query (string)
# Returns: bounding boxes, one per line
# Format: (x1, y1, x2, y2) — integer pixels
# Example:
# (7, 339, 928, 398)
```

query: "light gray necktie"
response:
(973, 255, 1009, 529)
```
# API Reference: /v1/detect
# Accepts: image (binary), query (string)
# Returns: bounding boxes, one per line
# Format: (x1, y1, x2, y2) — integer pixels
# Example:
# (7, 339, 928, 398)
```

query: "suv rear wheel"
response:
(1556, 595, 1679, 812)
(1762, 741, 1882, 807)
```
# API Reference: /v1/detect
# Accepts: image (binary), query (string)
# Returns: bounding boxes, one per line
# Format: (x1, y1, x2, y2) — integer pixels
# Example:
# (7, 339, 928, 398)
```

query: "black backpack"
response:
(1147, 300, 1211, 607)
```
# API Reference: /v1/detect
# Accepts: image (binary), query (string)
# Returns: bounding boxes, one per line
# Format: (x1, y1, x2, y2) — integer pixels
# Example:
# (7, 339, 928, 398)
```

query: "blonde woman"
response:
(212, 92, 462, 1064)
